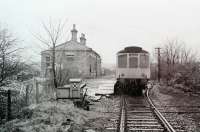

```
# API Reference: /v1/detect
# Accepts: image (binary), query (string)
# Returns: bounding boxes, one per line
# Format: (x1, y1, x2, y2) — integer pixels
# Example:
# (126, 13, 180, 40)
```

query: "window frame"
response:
(139, 53, 149, 68)
(45, 56, 51, 67)
(118, 53, 127, 68)
(129, 55, 139, 68)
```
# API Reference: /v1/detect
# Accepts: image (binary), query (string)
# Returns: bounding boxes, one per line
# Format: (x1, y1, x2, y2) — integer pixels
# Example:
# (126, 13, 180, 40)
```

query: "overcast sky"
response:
(0, 0, 200, 65)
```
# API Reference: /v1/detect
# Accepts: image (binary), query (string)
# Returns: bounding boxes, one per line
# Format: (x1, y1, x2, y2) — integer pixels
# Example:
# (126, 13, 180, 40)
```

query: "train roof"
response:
(118, 46, 149, 54)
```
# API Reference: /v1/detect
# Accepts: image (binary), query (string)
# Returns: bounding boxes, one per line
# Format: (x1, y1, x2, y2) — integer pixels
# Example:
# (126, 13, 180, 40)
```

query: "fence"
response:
(0, 87, 32, 124)
(0, 79, 46, 123)
(0, 79, 57, 124)
(0, 90, 11, 124)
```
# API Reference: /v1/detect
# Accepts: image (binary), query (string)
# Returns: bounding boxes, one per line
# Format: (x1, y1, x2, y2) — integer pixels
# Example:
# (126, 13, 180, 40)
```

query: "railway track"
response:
(105, 89, 186, 132)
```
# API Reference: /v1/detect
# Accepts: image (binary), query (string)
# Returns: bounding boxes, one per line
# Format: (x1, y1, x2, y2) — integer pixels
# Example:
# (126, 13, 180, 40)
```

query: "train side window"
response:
(140, 54, 149, 68)
(118, 54, 127, 68)
(129, 57, 138, 68)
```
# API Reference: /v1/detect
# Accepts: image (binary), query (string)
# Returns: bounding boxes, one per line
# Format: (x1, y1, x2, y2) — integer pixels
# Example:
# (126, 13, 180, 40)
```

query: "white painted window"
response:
(140, 54, 149, 68)
(118, 54, 127, 68)
(129, 57, 138, 68)
(129, 53, 138, 68)
(65, 52, 75, 57)
(46, 56, 50, 67)
(65, 52, 75, 61)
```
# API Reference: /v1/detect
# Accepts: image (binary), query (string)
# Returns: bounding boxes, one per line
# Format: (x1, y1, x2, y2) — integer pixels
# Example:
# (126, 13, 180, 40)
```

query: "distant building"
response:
(41, 24, 101, 79)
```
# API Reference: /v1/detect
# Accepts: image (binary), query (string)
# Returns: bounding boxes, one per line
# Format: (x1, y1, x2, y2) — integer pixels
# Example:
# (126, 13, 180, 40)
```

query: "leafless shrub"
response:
(160, 39, 200, 89)
(33, 19, 69, 98)
(0, 26, 23, 87)
(34, 19, 67, 88)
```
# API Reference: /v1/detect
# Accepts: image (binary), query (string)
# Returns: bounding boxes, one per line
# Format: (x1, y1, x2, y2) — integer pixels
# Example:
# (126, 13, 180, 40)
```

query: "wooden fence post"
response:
(36, 82, 39, 104)
(25, 85, 29, 106)
(7, 90, 11, 121)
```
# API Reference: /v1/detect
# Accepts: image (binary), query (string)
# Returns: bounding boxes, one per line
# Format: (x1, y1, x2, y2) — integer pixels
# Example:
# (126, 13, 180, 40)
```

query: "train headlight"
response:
(141, 73, 147, 78)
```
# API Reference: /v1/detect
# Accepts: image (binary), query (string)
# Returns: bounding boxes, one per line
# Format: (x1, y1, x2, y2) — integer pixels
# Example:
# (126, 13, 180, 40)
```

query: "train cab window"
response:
(129, 57, 138, 68)
(118, 54, 127, 68)
(140, 54, 149, 68)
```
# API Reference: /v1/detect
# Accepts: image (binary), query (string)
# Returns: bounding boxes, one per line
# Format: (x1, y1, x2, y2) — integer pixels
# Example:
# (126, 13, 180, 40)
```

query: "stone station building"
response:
(41, 24, 101, 79)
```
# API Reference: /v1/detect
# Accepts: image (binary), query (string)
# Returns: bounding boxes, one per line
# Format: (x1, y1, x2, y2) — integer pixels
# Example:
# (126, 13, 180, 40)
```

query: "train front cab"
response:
(114, 52, 150, 96)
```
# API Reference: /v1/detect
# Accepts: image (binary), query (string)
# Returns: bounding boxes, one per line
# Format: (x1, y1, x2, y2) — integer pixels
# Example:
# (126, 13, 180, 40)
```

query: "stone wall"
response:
(41, 49, 101, 79)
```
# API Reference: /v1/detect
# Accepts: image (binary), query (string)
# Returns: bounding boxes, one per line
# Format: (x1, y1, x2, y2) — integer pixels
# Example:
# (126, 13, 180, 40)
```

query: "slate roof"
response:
(55, 40, 92, 51)
(41, 24, 101, 58)
(41, 40, 100, 58)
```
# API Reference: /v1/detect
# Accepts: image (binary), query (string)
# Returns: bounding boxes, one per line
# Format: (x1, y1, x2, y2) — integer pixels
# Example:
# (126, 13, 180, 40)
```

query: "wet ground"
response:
(82, 75, 120, 132)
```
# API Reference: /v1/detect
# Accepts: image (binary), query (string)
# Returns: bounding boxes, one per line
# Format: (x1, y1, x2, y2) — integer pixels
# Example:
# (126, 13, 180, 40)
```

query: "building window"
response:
(46, 62, 50, 67)
(66, 52, 75, 61)
(67, 55, 74, 61)
(46, 56, 50, 61)
(66, 54, 75, 57)
(89, 64, 92, 73)
(46, 56, 50, 67)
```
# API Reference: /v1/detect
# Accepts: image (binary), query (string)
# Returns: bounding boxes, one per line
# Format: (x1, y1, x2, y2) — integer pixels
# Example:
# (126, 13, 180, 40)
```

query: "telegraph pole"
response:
(96, 55, 98, 78)
(155, 48, 161, 82)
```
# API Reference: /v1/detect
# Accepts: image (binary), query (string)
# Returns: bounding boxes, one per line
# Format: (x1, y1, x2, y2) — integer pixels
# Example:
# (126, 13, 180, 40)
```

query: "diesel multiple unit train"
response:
(114, 46, 150, 95)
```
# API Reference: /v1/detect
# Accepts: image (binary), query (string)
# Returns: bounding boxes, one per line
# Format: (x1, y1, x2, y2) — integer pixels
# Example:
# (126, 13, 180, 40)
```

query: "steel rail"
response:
(118, 96, 126, 132)
(120, 97, 125, 132)
(146, 89, 176, 132)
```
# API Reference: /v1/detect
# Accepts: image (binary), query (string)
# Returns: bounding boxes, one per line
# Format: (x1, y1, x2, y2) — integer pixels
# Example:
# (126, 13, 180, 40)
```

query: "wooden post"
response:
(96, 55, 98, 78)
(7, 90, 11, 121)
(155, 47, 161, 82)
(25, 85, 29, 106)
(35, 81, 39, 104)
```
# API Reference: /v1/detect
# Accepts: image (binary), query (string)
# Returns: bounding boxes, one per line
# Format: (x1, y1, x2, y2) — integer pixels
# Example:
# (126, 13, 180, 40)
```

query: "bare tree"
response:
(160, 39, 199, 87)
(0, 27, 22, 87)
(33, 19, 67, 90)
(55, 50, 71, 86)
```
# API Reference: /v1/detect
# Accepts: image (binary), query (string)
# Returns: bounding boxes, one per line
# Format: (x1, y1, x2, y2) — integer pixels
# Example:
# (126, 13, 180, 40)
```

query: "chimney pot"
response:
(71, 24, 78, 41)
(80, 33, 86, 45)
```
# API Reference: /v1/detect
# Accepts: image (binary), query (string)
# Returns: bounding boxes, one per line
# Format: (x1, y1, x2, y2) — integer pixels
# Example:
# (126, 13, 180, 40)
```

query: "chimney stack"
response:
(80, 33, 86, 45)
(71, 24, 77, 41)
